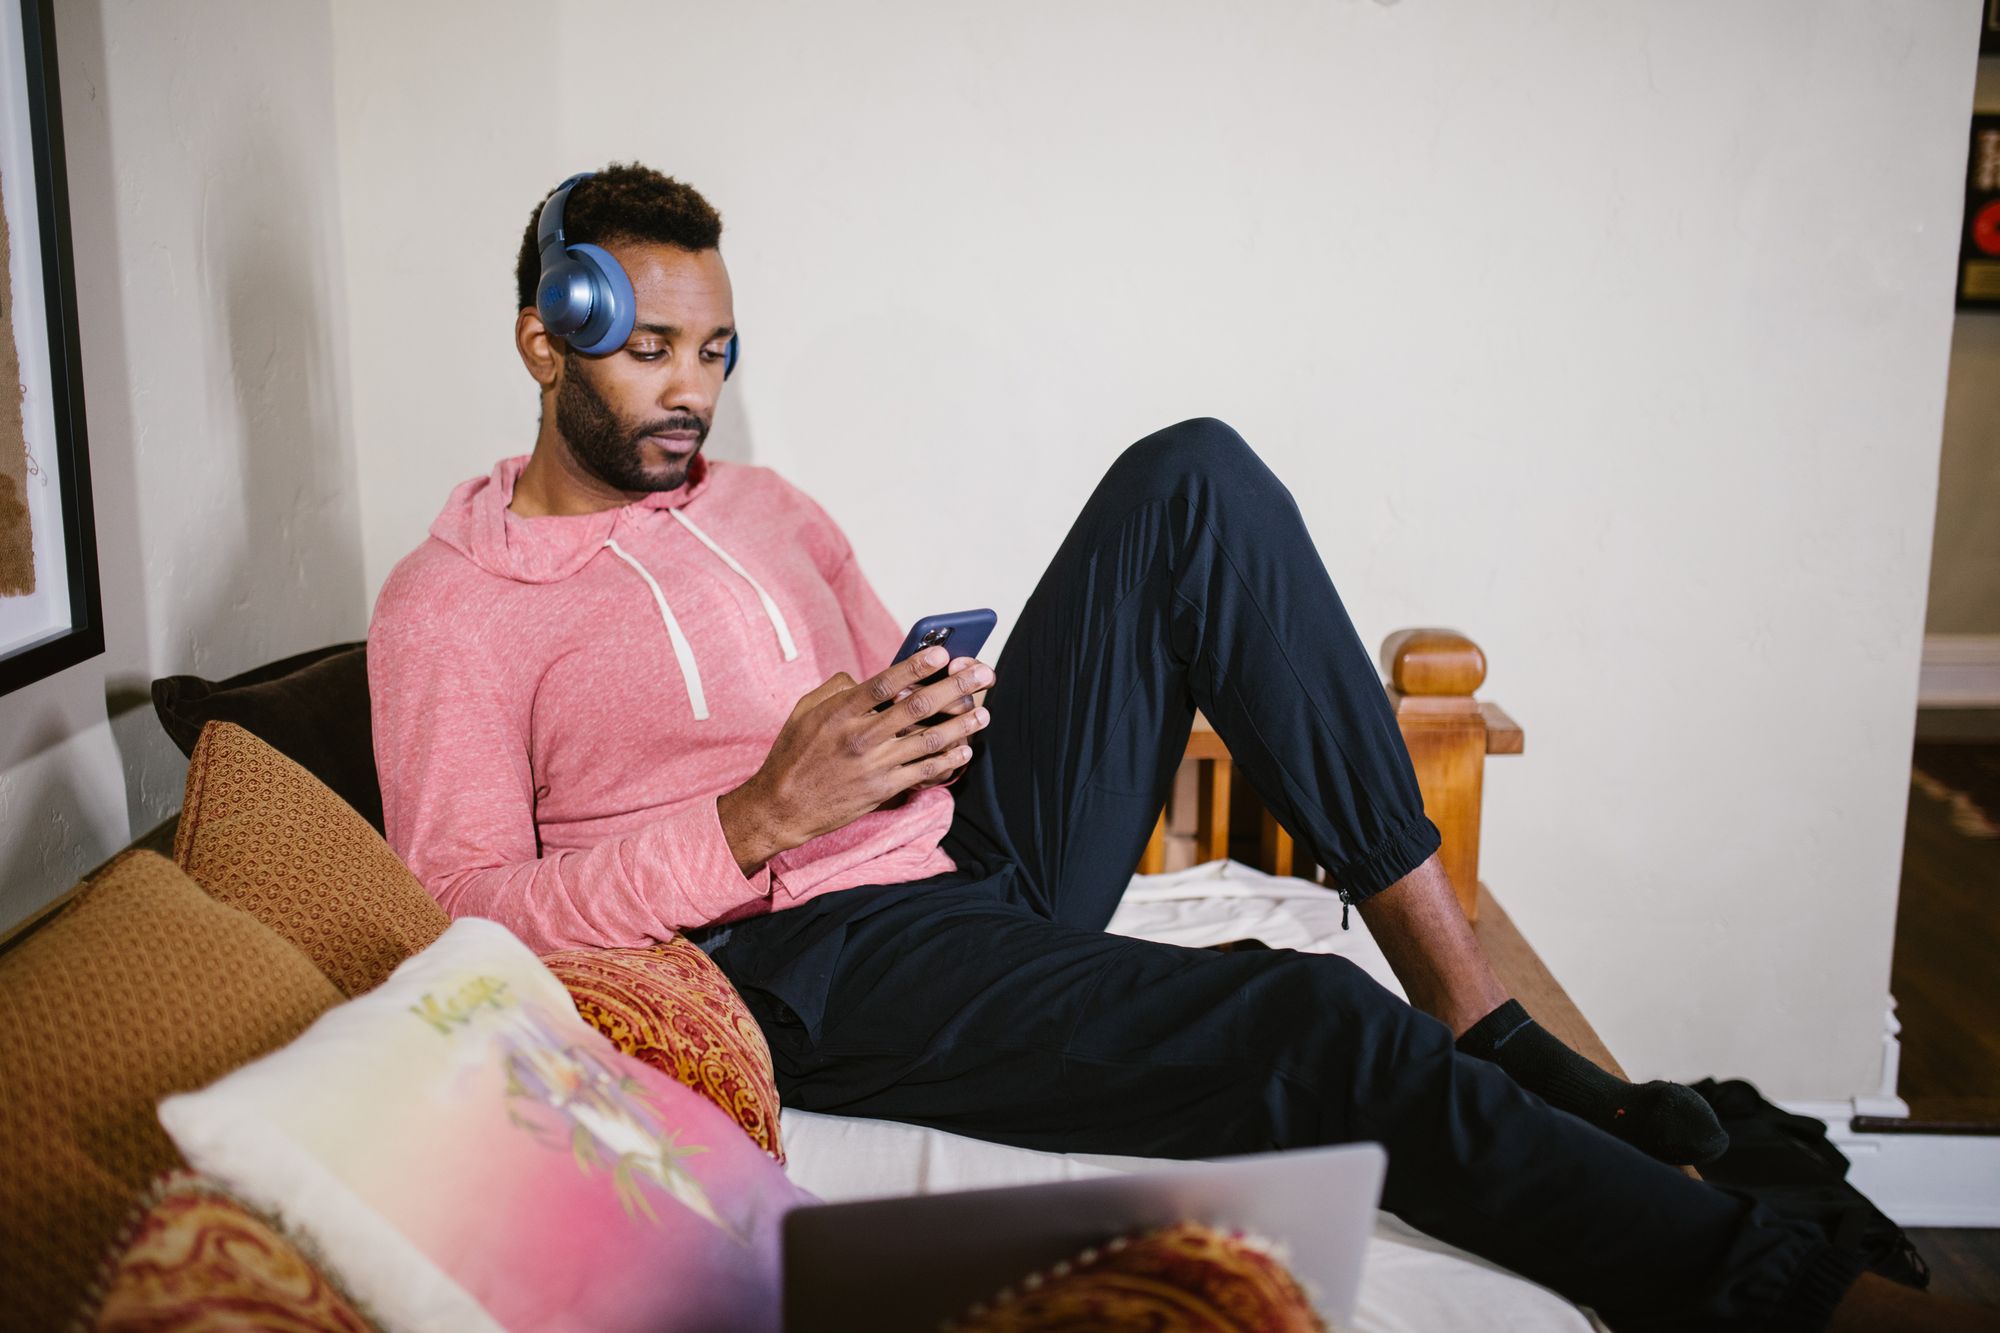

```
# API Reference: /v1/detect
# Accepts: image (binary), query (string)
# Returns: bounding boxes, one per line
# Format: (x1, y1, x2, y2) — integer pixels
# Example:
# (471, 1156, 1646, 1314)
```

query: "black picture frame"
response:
(0, 0, 99, 698)
(1984, 0, 2000, 57)
(1960, 114, 2000, 310)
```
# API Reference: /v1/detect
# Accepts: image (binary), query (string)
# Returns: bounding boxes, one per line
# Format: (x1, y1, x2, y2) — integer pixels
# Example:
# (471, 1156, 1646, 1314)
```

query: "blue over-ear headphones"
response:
(534, 171, 739, 378)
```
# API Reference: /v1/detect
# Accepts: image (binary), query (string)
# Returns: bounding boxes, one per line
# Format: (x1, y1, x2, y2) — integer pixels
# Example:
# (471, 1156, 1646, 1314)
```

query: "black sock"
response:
(1455, 999, 1729, 1166)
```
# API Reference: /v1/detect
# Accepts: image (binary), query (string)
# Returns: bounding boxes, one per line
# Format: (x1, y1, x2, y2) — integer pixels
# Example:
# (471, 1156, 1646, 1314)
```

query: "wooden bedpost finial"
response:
(1380, 628, 1486, 698)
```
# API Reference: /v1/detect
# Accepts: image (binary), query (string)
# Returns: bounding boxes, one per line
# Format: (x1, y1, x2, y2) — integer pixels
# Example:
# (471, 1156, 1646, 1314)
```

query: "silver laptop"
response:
(782, 1141, 1386, 1332)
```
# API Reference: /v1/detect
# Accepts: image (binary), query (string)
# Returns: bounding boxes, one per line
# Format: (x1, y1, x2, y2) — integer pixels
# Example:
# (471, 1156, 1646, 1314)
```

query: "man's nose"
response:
(660, 357, 715, 416)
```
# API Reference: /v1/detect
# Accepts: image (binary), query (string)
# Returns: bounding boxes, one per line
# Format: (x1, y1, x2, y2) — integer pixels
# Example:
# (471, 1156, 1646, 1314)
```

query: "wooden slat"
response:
(1140, 812, 1167, 875)
(1260, 814, 1295, 879)
(1196, 758, 1231, 864)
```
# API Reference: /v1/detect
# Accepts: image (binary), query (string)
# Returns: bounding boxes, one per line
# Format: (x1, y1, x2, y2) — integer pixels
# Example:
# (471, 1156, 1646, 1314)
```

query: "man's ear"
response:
(516, 307, 562, 390)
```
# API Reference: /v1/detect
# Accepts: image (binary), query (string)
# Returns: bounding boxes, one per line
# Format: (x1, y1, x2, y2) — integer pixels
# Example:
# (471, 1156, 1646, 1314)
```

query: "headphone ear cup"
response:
(562, 242, 636, 356)
(536, 254, 595, 338)
(724, 332, 740, 381)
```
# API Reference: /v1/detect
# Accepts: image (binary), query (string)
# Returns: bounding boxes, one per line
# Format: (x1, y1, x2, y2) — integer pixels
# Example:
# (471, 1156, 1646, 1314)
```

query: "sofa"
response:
(0, 639, 1603, 1331)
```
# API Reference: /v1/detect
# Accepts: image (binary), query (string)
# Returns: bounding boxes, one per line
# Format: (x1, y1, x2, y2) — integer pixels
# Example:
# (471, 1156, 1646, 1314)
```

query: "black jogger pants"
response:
(704, 418, 1859, 1332)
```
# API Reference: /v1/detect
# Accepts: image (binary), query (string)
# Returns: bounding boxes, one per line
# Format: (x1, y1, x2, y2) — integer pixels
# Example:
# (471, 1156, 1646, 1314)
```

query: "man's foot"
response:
(1456, 999, 1729, 1166)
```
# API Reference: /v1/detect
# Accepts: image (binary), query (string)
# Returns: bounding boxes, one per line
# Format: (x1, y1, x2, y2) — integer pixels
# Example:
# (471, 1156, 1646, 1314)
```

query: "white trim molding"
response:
(1780, 997, 2000, 1229)
(1919, 634, 2000, 708)
(1824, 1128, 2000, 1228)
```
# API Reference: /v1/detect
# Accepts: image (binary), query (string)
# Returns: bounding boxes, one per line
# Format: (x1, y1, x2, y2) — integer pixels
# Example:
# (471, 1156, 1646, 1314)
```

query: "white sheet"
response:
(778, 859, 1605, 1331)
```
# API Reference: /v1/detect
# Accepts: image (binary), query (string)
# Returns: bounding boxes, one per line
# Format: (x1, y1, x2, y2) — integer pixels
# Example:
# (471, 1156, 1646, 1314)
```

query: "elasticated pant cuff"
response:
(1767, 1244, 1867, 1333)
(1330, 812, 1444, 903)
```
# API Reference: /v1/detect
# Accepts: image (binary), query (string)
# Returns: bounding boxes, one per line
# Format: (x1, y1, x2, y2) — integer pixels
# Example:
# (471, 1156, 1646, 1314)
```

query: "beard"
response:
(554, 351, 709, 493)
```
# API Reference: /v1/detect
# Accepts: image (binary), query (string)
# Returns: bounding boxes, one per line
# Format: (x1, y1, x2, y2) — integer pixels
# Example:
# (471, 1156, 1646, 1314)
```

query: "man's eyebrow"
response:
(632, 322, 736, 339)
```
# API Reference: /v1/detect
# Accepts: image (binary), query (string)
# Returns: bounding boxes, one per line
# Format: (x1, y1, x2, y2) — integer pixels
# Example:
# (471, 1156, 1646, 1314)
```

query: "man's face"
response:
(553, 242, 736, 494)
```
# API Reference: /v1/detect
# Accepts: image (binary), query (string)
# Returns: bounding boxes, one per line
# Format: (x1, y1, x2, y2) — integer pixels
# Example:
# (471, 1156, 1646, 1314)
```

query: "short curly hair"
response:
(514, 162, 724, 313)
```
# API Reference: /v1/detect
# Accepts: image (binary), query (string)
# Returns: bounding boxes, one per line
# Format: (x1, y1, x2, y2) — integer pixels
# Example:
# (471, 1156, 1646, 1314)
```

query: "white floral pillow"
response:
(158, 918, 810, 1333)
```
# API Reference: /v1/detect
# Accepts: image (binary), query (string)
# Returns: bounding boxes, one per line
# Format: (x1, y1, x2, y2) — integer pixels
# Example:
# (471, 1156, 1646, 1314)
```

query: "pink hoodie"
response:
(367, 452, 959, 953)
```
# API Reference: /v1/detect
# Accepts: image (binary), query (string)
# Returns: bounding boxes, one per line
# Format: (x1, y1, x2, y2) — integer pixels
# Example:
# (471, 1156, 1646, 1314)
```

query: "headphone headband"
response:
(537, 172, 592, 267)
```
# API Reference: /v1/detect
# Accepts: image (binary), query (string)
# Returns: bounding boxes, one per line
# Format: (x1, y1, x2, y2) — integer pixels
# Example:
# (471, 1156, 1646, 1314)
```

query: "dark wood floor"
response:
(1894, 711, 2000, 1303)
(1898, 713, 2000, 1117)
(1910, 1229, 2000, 1305)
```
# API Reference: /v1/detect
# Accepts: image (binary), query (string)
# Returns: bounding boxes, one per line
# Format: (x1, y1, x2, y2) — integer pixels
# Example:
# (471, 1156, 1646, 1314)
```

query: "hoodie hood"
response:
(430, 451, 717, 585)
(424, 449, 798, 723)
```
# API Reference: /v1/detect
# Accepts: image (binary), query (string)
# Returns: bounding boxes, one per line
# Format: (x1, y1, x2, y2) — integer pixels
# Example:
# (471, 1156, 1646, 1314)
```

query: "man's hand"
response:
(716, 647, 995, 875)
(884, 654, 992, 797)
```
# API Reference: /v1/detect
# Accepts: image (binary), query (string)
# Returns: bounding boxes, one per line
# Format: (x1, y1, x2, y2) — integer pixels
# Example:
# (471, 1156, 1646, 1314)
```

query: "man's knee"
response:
(1157, 416, 1252, 454)
(1130, 416, 1252, 473)
(1112, 417, 1283, 506)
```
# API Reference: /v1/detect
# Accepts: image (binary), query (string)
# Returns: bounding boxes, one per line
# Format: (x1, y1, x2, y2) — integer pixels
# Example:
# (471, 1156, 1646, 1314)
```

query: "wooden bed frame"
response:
(1140, 626, 1626, 1080)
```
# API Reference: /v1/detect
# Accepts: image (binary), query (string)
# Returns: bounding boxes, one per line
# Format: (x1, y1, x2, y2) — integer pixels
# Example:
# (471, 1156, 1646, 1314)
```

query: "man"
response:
(369, 163, 1984, 1331)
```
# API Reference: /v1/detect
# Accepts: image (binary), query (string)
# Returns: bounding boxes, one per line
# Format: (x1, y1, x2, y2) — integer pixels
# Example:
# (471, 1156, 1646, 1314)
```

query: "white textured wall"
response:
(1928, 57, 2000, 636)
(0, 0, 363, 928)
(0, 2, 1973, 1105)
(335, 1, 1977, 1102)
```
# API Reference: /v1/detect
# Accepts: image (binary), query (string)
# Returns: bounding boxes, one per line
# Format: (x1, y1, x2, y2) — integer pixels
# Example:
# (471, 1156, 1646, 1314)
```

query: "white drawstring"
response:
(669, 508, 800, 662)
(604, 537, 710, 721)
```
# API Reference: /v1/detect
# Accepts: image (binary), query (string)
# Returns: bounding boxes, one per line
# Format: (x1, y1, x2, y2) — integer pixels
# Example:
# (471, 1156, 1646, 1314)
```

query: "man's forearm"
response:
(716, 782, 794, 879)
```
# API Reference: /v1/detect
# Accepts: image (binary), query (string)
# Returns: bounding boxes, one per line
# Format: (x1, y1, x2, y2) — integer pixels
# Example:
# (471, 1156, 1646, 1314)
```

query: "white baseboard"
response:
(1777, 1103, 2000, 1229)
(1919, 634, 2000, 707)
(1824, 1127, 2000, 1229)
(1775, 998, 2000, 1229)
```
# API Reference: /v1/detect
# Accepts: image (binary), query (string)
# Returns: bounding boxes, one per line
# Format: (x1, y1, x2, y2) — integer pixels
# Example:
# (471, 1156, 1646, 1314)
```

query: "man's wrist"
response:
(716, 782, 790, 880)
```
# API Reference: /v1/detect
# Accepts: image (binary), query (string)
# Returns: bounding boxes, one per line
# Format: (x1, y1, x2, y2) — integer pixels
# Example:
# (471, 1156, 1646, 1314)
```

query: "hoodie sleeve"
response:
(369, 556, 774, 953)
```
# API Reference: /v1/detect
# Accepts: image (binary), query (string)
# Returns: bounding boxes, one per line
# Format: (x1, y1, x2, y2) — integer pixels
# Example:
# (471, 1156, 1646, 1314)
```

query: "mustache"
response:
(630, 413, 707, 441)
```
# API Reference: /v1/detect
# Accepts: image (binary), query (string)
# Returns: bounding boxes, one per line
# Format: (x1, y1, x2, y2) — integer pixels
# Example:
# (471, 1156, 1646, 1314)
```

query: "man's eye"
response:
(700, 347, 724, 362)
(628, 345, 665, 360)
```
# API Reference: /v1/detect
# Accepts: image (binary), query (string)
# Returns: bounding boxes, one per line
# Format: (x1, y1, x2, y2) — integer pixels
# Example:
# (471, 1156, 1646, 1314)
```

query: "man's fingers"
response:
(857, 646, 951, 715)
(891, 704, 989, 772)
(894, 662, 991, 729)
(893, 690, 975, 737)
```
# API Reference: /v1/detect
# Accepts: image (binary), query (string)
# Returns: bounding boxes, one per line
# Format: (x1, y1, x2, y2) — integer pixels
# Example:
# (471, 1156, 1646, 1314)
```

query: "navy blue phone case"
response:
(876, 608, 997, 717)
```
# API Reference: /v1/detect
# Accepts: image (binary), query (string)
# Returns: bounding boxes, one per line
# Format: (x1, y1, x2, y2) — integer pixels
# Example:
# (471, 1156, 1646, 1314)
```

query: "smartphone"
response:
(875, 609, 998, 719)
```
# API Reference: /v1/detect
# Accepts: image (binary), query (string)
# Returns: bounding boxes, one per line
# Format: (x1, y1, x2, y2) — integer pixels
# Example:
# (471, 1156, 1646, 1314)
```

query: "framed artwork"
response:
(0, 0, 98, 698)
(1985, 0, 2000, 56)
(1961, 114, 2000, 310)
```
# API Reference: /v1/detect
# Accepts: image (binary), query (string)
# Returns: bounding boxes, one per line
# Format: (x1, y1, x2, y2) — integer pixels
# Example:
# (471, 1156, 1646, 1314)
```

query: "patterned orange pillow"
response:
(541, 940, 783, 1161)
(946, 1222, 1326, 1333)
(87, 1172, 376, 1331)
(174, 721, 448, 997)
(0, 852, 343, 1330)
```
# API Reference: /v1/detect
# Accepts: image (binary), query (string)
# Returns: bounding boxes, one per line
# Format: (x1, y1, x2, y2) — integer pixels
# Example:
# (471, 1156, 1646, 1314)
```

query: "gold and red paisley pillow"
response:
(946, 1222, 1326, 1333)
(540, 939, 783, 1161)
(87, 1172, 375, 1331)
